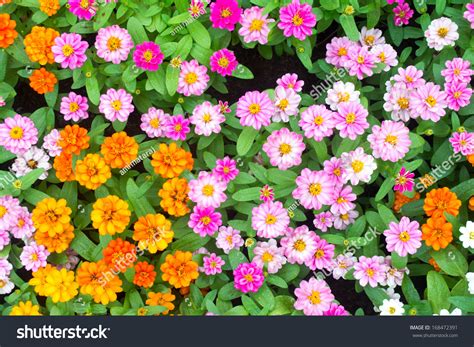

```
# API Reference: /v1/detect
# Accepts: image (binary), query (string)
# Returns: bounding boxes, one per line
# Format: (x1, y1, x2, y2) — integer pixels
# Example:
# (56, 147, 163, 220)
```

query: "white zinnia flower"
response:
(434, 308, 462, 316)
(379, 298, 405, 316)
(425, 17, 459, 51)
(459, 221, 474, 249)
(0, 276, 14, 295)
(326, 81, 360, 111)
(341, 147, 377, 185)
(11, 147, 51, 180)
(359, 27, 385, 47)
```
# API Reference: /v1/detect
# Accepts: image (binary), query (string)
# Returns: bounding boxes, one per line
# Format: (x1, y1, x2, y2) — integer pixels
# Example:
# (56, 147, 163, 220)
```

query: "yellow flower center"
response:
(314, 249, 325, 259)
(308, 290, 321, 304)
(250, 19, 264, 31)
(201, 216, 211, 225)
(357, 55, 365, 64)
(265, 214, 276, 225)
(277, 98, 289, 111)
(397, 97, 409, 109)
(27, 160, 37, 169)
(248, 103, 261, 115)
(469, 231, 474, 240)
(351, 160, 364, 173)
(453, 91, 461, 99)
(345, 112, 356, 124)
(185, 72, 197, 84)
(309, 183, 321, 196)
(202, 113, 211, 123)
(292, 13, 303, 26)
(365, 35, 375, 45)
(378, 52, 386, 62)
(143, 50, 153, 62)
(385, 134, 398, 145)
(202, 184, 214, 197)
(293, 239, 306, 251)
(221, 8, 231, 18)
(107, 37, 122, 52)
(399, 231, 411, 242)
(314, 116, 323, 125)
(174, 124, 182, 132)
(9, 126, 23, 140)
(453, 68, 460, 76)
(31, 253, 38, 261)
(389, 307, 396, 314)
(337, 47, 347, 57)
(69, 102, 79, 112)
(366, 268, 374, 277)
(244, 273, 254, 282)
(333, 168, 341, 176)
(80, 0, 89, 9)
(62, 44, 74, 57)
(111, 100, 122, 111)
(279, 143, 291, 155)
(218, 57, 229, 68)
(0, 205, 6, 218)
(262, 251, 273, 262)
(425, 96, 437, 107)
(437, 27, 448, 38)
(150, 118, 160, 128)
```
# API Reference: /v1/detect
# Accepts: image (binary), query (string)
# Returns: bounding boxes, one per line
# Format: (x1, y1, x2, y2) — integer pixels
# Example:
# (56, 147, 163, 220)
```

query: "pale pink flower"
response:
(262, 128, 305, 170)
(280, 225, 317, 265)
(190, 101, 225, 136)
(216, 226, 244, 254)
(345, 45, 375, 79)
(384, 217, 422, 257)
(449, 131, 474, 156)
(353, 256, 388, 288)
(252, 239, 286, 274)
(273, 86, 301, 122)
(305, 236, 335, 271)
(298, 105, 335, 141)
(325, 37, 355, 68)
(313, 211, 333, 232)
(292, 169, 333, 210)
(251, 201, 289, 239)
(334, 101, 369, 140)
(410, 82, 447, 122)
(294, 278, 334, 316)
(276, 73, 304, 92)
(203, 253, 225, 275)
(238, 6, 274, 44)
(236, 91, 274, 130)
(368, 120, 411, 162)
(188, 171, 227, 208)
(177, 60, 209, 96)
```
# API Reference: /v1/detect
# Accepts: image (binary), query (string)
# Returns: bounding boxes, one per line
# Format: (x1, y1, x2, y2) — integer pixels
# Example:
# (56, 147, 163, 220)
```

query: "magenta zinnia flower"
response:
(334, 101, 369, 140)
(294, 278, 334, 316)
(177, 60, 209, 96)
(52, 33, 88, 69)
(95, 25, 134, 64)
(262, 127, 305, 170)
(259, 185, 274, 203)
(133, 42, 164, 71)
(188, 205, 222, 237)
(60, 92, 89, 122)
(99, 88, 134, 122)
(210, 48, 238, 77)
(464, 3, 474, 29)
(212, 156, 239, 183)
(68, 0, 96, 20)
(368, 120, 411, 162)
(164, 114, 191, 141)
(233, 262, 264, 293)
(323, 157, 346, 187)
(323, 303, 350, 316)
(329, 185, 356, 215)
(278, 0, 317, 41)
(236, 91, 274, 130)
(209, 0, 242, 31)
(292, 169, 334, 210)
(0, 114, 38, 155)
(203, 253, 225, 275)
(384, 217, 422, 256)
(449, 131, 474, 156)
(305, 236, 335, 271)
(276, 73, 304, 92)
(394, 167, 415, 192)
(445, 82, 473, 112)
(251, 201, 290, 239)
(393, 2, 413, 26)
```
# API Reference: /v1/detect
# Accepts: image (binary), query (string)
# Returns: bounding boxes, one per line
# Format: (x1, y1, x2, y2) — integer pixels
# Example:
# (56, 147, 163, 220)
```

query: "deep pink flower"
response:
(333, 101, 369, 140)
(313, 211, 333, 232)
(464, 3, 474, 29)
(323, 303, 350, 316)
(323, 157, 346, 187)
(133, 42, 164, 71)
(445, 82, 473, 111)
(276, 73, 304, 92)
(345, 45, 375, 79)
(212, 156, 239, 183)
(329, 185, 356, 215)
(278, 0, 317, 41)
(449, 131, 474, 156)
(210, 0, 242, 31)
(52, 33, 88, 69)
(164, 114, 191, 141)
(259, 185, 274, 203)
(305, 236, 335, 271)
(393, 2, 413, 26)
(60, 92, 89, 122)
(210, 48, 238, 76)
(68, 0, 96, 20)
(188, 205, 222, 237)
(233, 262, 264, 293)
(394, 167, 415, 192)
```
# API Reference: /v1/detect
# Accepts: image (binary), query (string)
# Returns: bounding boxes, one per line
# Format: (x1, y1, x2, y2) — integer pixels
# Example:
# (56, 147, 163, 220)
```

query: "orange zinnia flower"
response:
(158, 177, 190, 217)
(58, 125, 90, 155)
(29, 68, 57, 94)
(146, 291, 176, 315)
(0, 0, 13, 5)
(34, 223, 74, 253)
(133, 261, 156, 288)
(421, 217, 453, 251)
(76, 261, 122, 305)
(0, 13, 17, 49)
(39, 0, 60, 16)
(24, 26, 59, 65)
(32, 198, 72, 236)
(102, 238, 136, 272)
(100, 132, 139, 169)
(160, 251, 199, 289)
(423, 187, 461, 218)
(133, 213, 174, 254)
(75, 154, 111, 190)
(428, 258, 441, 272)
(467, 154, 474, 166)
(469, 196, 474, 211)
(393, 191, 420, 213)
(53, 152, 75, 182)
(151, 143, 193, 178)
(91, 195, 131, 235)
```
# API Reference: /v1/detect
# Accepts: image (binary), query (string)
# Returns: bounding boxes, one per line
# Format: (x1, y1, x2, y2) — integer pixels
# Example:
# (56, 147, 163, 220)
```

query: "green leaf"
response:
(70, 231, 96, 261)
(19, 169, 44, 190)
(165, 64, 179, 96)
(402, 276, 421, 305)
(339, 14, 359, 41)
(427, 271, 450, 313)
(127, 16, 149, 44)
(232, 187, 261, 202)
(269, 296, 295, 315)
(85, 76, 100, 106)
(448, 296, 474, 313)
(375, 178, 394, 201)
(266, 275, 288, 289)
(228, 249, 248, 269)
(236, 127, 258, 156)
(218, 282, 242, 301)
(187, 20, 211, 48)
(391, 252, 407, 269)
(430, 245, 468, 277)
(320, 0, 339, 10)
(232, 64, 254, 79)
(126, 178, 154, 216)
(364, 286, 389, 307)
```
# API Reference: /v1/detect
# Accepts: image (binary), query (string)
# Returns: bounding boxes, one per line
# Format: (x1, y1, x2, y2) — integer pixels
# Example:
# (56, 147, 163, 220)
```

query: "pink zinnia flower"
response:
(95, 25, 134, 64)
(359, 27, 385, 47)
(353, 256, 388, 288)
(216, 226, 244, 254)
(236, 91, 274, 130)
(212, 156, 239, 183)
(383, 86, 413, 122)
(190, 101, 225, 136)
(262, 127, 305, 170)
(305, 236, 335, 271)
(203, 253, 225, 275)
(410, 82, 447, 121)
(449, 131, 474, 156)
(273, 86, 301, 122)
(177, 60, 209, 96)
(52, 33, 88, 69)
(68, 0, 96, 20)
(325, 37, 355, 68)
(42, 129, 61, 157)
(393, 65, 425, 90)
(368, 120, 411, 162)
(341, 147, 377, 185)
(188, 172, 227, 208)
(251, 201, 289, 239)
(20, 243, 49, 272)
(294, 278, 334, 316)
(164, 114, 191, 141)
(60, 92, 89, 122)
(259, 185, 274, 203)
(218, 100, 231, 114)
(0, 196, 21, 231)
(394, 167, 415, 192)
(281, 225, 317, 265)
(393, 2, 414, 26)
(329, 185, 356, 215)
(0, 230, 9, 251)
(253, 239, 286, 274)
(99, 88, 134, 122)
(10, 206, 34, 239)
(333, 209, 358, 230)
(209, 0, 242, 31)
(140, 107, 169, 138)
(239, 6, 274, 44)
(334, 101, 369, 140)
(0, 258, 12, 277)
(0, 114, 38, 155)
(188, 205, 222, 237)
(371, 44, 398, 72)
(189, 0, 205, 17)
(292, 169, 333, 210)
(332, 254, 356, 279)
(210, 48, 238, 77)
(464, 3, 474, 29)
(384, 217, 422, 257)
(445, 82, 473, 111)
(233, 262, 264, 293)
(133, 42, 164, 71)
(299, 105, 335, 141)
(276, 73, 304, 92)
(441, 58, 474, 84)
(345, 45, 375, 79)
(323, 157, 346, 187)
(278, 0, 317, 41)
(313, 211, 333, 232)
(323, 303, 350, 316)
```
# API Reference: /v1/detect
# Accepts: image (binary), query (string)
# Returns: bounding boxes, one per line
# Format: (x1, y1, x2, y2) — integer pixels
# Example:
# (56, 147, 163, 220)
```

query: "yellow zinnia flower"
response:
(91, 195, 131, 235)
(10, 301, 42, 316)
(133, 214, 174, 254)
(43, 267, 78, 303)
(32, 198, 72, 236)
(75, 153, 111, 190)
